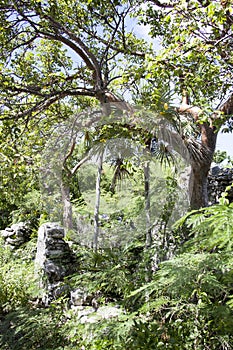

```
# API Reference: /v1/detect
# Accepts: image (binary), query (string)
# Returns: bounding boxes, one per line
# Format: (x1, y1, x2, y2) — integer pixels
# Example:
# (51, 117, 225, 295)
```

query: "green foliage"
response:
(1, 200, 233, 350)
(213, 150, 233, 166)
(0, 240, 36, 314)
(175, 202, 233, 251)
(0, 117, 52, 229)
(68, 242, 145, 301)
(142, 0, 233, 107)
(75, 202, 233, 349)
(11, 190, 43, 229)
(63, 201, 233, 348)
(0, 306, 68, 350)
(213, 150, 228, 164)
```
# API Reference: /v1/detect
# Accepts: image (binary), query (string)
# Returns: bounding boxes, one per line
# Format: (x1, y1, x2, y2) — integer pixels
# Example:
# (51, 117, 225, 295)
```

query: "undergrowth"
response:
(0, 203, 233, 349)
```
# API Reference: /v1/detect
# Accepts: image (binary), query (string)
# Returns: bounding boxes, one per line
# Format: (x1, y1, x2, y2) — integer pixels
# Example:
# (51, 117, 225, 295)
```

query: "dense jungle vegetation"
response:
(0, 0, 233, 349)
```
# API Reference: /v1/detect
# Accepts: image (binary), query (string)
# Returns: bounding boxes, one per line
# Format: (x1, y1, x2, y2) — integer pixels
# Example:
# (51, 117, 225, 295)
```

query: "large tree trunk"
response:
(189, 123, 217, 209)
(190, 163, 210, 209)
(178, 95, 219, 209)
(179, 92, 233, 209)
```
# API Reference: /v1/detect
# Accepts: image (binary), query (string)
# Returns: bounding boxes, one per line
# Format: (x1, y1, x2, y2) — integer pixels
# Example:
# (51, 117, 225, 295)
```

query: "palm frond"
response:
(184, 137, 212, 164)
(151, 139, 177, 169)
(110, 157, 133, 193)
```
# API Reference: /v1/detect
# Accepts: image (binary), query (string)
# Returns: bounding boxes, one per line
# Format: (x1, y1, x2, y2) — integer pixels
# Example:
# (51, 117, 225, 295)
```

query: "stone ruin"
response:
(34, 223, 122, 321)
(35, 222, 77, 305)
(0, 221, 122, 322)
(1, 222, 31, 249)
(208, 166, 233, 204)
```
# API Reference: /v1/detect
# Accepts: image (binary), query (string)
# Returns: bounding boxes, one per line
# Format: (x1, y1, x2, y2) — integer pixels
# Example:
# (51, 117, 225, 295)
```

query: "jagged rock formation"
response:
(1, 222, 31, 249)
(35, 222, 77, 305)
(208, 167, 233, 205)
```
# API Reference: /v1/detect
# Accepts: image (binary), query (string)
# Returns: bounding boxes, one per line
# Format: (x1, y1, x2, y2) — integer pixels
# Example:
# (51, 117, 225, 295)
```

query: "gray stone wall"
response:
(208, 167, 233, 205)
(1, 222, 31, 249)
(35, 222, 77, 304)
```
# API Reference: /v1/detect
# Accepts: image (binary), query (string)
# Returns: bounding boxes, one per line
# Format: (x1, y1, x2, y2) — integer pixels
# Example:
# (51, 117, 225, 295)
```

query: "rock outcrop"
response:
(35, 222, 77, 305)
(208, 167, 233, 205)
(1, 222, 31, 249)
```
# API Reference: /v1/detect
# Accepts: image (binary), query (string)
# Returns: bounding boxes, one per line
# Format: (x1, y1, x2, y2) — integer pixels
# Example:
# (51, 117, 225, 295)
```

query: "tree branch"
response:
(81, 26, 145, 58)
(43, 14, 102, 85)
(13, 8, 101, 81)
(71, 154, 90, 175)
(151, 0, 175, 8)
(177, 92, 233, 155)
(9, 84, 95, 98)
(4, 89, 95, 119)
(178, 90, 203, 121)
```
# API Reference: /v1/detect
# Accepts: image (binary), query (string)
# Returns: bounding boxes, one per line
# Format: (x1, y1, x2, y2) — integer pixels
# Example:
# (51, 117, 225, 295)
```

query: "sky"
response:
(216, 131, 233, 157)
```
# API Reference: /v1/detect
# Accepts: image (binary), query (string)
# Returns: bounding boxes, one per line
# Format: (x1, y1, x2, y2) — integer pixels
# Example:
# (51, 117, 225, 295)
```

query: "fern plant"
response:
(174, 202, 233, 252)
(0, 239, 37, 314)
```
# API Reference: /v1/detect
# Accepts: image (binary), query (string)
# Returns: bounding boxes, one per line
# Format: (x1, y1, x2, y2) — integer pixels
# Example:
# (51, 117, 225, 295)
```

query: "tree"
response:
(137, 0, 233, 208)
(1, 0, 233, 213)
(0, 117, 48, 228)
(0, 0, 145, 117)
(0, 0, 147, 230)
(93, 147, 104, 251)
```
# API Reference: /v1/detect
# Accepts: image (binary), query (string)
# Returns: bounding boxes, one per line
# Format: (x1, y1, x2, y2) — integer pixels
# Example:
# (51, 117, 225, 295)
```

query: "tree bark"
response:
(178, 92, 219, 209)
(190, 163, 210, 209)
(189, 122, 217, 209)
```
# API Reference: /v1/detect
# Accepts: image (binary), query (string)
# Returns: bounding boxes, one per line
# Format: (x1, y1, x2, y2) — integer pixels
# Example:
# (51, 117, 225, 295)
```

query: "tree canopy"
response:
(142, 0, 233, 108)
(0, 0, 233, 215)
(0, 0, 147, 119)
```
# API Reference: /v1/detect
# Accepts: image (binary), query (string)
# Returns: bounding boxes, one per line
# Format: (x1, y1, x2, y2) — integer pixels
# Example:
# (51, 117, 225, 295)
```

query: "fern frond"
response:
(174, 203, 233, 251)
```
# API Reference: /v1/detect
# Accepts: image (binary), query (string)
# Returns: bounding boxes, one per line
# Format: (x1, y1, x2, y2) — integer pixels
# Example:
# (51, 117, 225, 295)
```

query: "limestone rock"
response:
(1, 222, 31, 248)
(208, 167, 233, 205)
(35, 222, 77, 305)
(70, 288, 89, 306)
